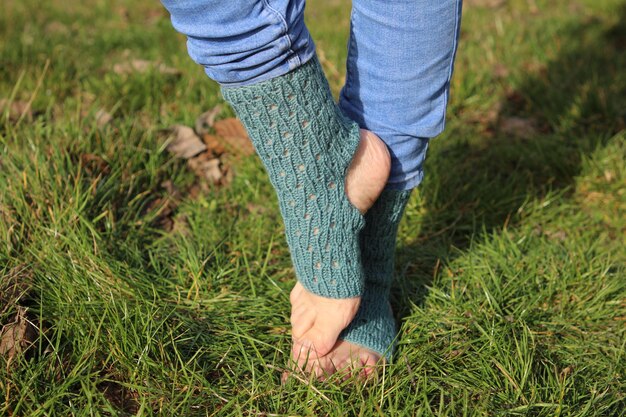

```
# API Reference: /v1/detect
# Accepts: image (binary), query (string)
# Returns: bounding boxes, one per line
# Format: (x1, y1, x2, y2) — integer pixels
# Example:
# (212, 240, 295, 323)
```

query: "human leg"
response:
(160, 1, 391, 359)
(339, 0, 463, 191)
(297, 190, 412, 378)
(221, 59, 389, 353)
(305, 0, 463, 374)
(161, 0, 315, 86)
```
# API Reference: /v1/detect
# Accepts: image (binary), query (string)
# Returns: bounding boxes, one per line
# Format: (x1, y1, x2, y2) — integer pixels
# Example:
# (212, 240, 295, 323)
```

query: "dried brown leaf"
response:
(187, 154, 224, 184)
(166, 125, 207, 159)
(0, 306, 38, 363)
(194, 106, 222, 136)
(213, 117, 248, 138)
(222, 134, 255, 157)
(202, 134, 226, 157)
(213, 118, 255, 156)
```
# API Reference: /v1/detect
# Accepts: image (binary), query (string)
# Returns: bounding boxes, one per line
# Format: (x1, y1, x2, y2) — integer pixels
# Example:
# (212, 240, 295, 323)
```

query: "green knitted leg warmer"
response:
(339, 189, 412, 361)
(221, 57, 365, 299)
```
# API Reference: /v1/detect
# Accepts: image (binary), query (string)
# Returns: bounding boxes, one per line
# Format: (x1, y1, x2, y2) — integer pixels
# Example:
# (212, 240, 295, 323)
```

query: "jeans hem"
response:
(385, 171, 425, 191)
(216, 46, 316, 88)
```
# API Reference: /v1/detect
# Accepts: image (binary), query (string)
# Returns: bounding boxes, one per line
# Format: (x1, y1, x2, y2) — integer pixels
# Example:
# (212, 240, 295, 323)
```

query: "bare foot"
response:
(289, 339, 382, 382)
(290, 282, 360, 363)
(289, 129, 390, 366)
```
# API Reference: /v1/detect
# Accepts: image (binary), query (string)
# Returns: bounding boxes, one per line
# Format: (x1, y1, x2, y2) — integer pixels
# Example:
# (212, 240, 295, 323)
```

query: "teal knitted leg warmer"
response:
(339, 189, 412, 361)
(221, 57, 365, 299)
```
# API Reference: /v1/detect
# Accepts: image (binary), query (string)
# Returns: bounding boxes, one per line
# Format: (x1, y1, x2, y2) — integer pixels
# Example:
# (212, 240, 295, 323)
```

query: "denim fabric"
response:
(160, 0, 462, 190)
(161, 0, 316, 86)
(339, 0, 463, 190)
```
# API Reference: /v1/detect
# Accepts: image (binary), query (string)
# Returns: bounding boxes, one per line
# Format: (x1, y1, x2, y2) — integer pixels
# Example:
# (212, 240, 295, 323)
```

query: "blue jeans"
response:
(161, 0, 462, 190)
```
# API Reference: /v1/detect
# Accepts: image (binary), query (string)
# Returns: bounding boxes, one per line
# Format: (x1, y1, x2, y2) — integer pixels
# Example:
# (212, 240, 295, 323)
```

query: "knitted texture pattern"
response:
(339, 189, 412, 360)
(221, 57, 365, 299)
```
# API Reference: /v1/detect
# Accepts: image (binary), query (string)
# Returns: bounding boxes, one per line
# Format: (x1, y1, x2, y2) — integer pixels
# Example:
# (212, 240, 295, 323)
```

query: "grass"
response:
(1, 0, 624, 415)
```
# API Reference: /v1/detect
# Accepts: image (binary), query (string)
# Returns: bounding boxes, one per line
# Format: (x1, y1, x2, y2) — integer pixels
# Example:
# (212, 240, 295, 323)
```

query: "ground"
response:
(0, 0, 624, 416)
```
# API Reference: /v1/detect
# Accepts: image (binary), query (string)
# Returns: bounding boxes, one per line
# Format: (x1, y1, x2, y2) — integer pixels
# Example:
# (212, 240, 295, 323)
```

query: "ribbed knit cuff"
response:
(340, 189, 412, 359)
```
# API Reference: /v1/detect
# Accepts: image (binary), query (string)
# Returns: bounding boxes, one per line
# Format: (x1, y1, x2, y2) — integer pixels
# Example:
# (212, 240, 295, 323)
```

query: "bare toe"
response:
(300, 339, 382, 381)
(289, 282, 360, 363)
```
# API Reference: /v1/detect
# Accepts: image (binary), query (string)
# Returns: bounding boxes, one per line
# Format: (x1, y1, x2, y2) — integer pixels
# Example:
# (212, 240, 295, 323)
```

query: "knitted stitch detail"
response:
(221, 57, 365, 299)
(339, 189, 412, 360)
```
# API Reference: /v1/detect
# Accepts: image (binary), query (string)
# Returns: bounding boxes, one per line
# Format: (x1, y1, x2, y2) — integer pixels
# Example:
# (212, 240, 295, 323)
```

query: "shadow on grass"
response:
(393, 4, 626, 315)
